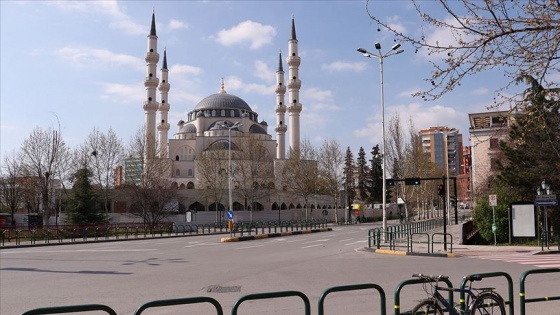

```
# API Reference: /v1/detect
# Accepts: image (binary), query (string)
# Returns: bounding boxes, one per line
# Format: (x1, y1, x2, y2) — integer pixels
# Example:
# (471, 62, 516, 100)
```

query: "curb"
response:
(364, 247, 458, 258)
(220, 227, 332, 242)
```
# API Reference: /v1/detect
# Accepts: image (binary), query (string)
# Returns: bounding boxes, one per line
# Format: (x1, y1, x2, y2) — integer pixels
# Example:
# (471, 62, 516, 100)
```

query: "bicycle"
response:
(410, 274, 506, 315)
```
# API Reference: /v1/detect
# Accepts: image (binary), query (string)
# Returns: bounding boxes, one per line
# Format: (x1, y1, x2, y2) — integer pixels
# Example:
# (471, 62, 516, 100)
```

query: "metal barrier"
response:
(458, 271, 514, 315)
(408, 233, 430, 253)
(231, 290, 311, 315)
(318, 283, 386, 315)
(22, 304, 117, 315)
(519, 268, 560, 315)
(393, 275, 454, 315)
(133, 296, 223, 315)
(431, 232, 453, 253)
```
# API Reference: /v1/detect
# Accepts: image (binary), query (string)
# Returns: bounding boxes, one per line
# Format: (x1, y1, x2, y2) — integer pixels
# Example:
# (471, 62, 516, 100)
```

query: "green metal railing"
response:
(133, 296, 223, 315)
(231, 290, 311, 315)
(318, 283, 386, 315)
(519, 268, 560, 315)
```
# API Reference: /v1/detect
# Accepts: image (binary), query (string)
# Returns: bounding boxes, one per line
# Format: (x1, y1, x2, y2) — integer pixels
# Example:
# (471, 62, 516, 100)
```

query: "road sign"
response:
(322, 210, 328, 216)
(535, 200, 558, 206)
(489, 194, 497, 206)
(227, 210, 234, 220)
(535, 194, 557, 200)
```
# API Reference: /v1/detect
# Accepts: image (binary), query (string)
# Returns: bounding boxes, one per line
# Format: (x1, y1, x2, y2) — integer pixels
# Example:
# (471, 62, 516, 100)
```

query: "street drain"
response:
(207, 285, 241, 293)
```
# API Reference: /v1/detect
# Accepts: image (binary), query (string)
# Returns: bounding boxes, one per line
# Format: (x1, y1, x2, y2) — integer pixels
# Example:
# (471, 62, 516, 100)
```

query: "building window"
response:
(162, 100, 165, 104)
(162, 80, 165, 83)
(212, 110, 216, 117)
(489, 138, 499, 149)
(175, 169, 180, 176)
(188, 169, 193, 177)
(221, 110, 225, 117)
(149, 73, 153, 77)
(490, 158, 498, 171)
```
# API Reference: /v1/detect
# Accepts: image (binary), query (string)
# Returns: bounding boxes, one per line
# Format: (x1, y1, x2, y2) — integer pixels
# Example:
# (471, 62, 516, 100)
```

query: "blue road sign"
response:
(227, 210, 234, 220)
(535, 200, 558, 206)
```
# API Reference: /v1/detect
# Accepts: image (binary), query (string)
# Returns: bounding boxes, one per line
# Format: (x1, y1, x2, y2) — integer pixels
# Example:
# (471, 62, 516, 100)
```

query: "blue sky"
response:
(1, 1, 514, 162)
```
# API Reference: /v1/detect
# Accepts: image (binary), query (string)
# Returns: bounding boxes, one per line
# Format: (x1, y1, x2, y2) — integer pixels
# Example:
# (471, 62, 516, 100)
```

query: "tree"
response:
(282, 139, 319, 221)
(20, 125, 69, 227)
(472, 182, 518, 244)
(234, 136, 275, 223)
(77, 128, 125, 213)
(318, 139, 344, 223)
(123, 127, 180, 226)
(0, 151, 25, 225)
(369, 144, 383, 204)
(196, 146, 228, 224)
(367, 0, 560, 102)
(343, 146, 356, 221)
(65, 168, 108, 224)
(356, 147, 369, 202)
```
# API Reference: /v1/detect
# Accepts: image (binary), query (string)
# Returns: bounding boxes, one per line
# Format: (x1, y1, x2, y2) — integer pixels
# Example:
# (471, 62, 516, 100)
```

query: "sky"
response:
(1, 0, 516, 163)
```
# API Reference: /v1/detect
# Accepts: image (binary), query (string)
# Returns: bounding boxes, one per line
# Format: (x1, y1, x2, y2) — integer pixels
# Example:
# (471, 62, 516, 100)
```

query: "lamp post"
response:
(536, 180, 553, 243)
(226, 122, 242, 218)
(440, 127, 457, 224)
(357, 42, 403, 238)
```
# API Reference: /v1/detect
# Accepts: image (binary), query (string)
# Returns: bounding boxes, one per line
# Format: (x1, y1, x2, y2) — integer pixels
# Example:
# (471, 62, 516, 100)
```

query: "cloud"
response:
(170, 64, 203, 75)
(322, 61, 367, 72)
(46, 0, 145, 35)
(304, 87, 334, 102)
(213, 20, 277, 49)
(168, 19, 189, 30)
(253, 60, 275, 82)
(98, 82, 144, 104)
(56, 46, 143, 70)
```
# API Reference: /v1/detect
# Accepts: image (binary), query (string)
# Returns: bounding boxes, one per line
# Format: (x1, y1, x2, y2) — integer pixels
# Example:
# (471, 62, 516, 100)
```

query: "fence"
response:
(21, 269, 559, 315)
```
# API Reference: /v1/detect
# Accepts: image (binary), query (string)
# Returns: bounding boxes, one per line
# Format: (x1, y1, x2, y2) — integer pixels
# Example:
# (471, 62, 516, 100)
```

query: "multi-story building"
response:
(418, 126, 464, 179)
(468, 110, 519, 199)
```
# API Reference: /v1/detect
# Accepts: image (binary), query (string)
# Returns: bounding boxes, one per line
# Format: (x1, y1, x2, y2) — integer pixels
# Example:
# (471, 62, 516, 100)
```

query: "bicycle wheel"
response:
(469, 292, 506, 315)
(411, 299, 444, 315)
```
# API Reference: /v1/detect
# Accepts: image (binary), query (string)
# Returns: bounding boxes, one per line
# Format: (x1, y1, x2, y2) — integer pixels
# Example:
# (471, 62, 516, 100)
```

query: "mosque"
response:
(130, 12, 339, 219)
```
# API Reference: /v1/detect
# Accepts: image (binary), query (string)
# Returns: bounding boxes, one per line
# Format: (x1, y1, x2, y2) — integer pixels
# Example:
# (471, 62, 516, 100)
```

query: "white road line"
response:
(345, 240, 367, 246)
(236, 244, 264, 250)
(302, 244, 323, 249)
(339, 238, 354, 242)
(302, 239, 329, 244)
(184, 243, 220, 248)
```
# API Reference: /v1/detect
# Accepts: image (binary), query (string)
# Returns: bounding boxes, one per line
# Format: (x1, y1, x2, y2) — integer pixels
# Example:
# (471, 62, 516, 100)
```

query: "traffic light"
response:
(386, 179, 395, 187)
(405, 177, 421, 185)
(438, 184, 445, 196)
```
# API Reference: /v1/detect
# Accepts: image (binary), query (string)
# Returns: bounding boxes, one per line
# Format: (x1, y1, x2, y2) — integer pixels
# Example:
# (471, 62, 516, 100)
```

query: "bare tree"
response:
(196, 146, 228, 224)
(367, 0, 560, 102)
(76, 128, 125, 212)
(0, 151, 25, 225)
(234, 136, 275, 223)
(20, 125, 69, 227)
(123, 127, 179, 226)
(282, 139, 319, 221)
(318, 139, 344, 223)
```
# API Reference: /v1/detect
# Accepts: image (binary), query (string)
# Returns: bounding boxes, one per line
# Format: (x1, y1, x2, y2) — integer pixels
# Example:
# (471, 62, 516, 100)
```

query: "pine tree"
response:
(369, 145, 383, 204)
(356, 147, 368, 201)
(66, 168, 108, 224)
(343, 147, 355, 212)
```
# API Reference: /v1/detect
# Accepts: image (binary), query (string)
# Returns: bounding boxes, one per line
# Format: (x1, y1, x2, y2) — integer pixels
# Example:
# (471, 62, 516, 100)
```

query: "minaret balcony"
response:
(157, 123, 170, 131)
(145, 52, 160, 63)
(275, 105, 286, 113)
(144, 77, 160, 87)
(143, 101, 159, 111)
(287, 79, 301, 89)
(275, 85, 286, 94)
(275, 125, 287, 133)
(287, 104, 302, 112)
(287, 56, 301, 67)
(158, 82, 170, 91)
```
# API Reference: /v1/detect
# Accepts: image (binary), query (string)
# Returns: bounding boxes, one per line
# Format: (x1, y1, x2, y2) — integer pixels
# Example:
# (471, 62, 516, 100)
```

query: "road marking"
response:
(184, 243, 220, 248)
(236, 244, 264, 250)
(302, 244, 323, 249)
(345, 240, 367, 246)
(302, 239, 329, 244)
(339, 238, 354, 242)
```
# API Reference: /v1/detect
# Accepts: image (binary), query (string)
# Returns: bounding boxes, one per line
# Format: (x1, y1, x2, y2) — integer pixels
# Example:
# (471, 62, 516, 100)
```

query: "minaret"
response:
(158, 48, 170, 159)
(143, 11, 160, 161)
(287, 16, 302, 154)
(275, 51, 287, 159)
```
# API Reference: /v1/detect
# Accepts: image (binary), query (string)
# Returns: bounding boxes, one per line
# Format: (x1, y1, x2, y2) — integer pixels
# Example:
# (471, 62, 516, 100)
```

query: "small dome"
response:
(249, 124, 267, 134)
(196, 111, 205, 118)
(180, 124, 196, 133)
(194, 92, 252, 111)
(260, 120, 268, 126)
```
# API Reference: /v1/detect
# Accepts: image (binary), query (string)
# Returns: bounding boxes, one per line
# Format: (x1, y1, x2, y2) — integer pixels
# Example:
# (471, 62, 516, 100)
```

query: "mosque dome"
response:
(194, 92, 252, 111)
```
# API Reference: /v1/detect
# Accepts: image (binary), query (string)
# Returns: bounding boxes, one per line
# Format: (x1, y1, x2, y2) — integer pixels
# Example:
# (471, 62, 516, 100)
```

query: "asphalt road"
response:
(1, 223, 559, 315)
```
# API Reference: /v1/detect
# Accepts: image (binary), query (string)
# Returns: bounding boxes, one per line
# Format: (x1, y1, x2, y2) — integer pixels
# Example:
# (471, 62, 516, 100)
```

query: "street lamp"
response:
(226, 122, 242, 217)
(440, 127, 457, 224)
(357, 42, 404, 238)
(537, 180, 553, 242)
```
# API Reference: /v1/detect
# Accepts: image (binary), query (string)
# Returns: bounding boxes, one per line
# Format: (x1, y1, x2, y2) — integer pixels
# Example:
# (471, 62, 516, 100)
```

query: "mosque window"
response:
(230, 110, 234, 117)
(279, 102, 283, 105)
(188, 169, 193, 177)
(175, 169, 180, 176)
(279, 82, 283, 85)
(212, 110, 216, 117)
(162, 120, 165, 123)
(221, 110, 225, 117)
(149, 73, 153, 77)
(292, 53, 295, 56)
(149, 97, 152, 101)
(293, 99, 297, 103)
(162, 100, 165, 103)
(292, 76, 296, 79)
(162, 80, 166, 83)
(175, 155, 179, 161)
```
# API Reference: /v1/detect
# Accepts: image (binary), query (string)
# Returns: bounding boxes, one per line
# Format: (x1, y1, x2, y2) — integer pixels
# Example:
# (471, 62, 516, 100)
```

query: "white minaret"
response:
(143, 11, 159, 161)
(158, 48, 170, 159)
(275, 51, 287, 159)
(287, 16, 302, 154)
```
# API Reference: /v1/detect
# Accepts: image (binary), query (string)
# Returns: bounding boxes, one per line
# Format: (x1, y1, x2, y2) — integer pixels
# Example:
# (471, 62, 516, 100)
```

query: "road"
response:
(1, 223, 559, 314)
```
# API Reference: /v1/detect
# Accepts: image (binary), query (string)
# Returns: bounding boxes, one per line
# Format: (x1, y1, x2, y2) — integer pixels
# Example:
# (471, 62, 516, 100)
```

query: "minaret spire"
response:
(143, 11, 160, 161)
(287, 16, 302, 154)
(150, 10, 157, 36)
(275, 50, 287, 159)
(158, 48, 170, 159)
